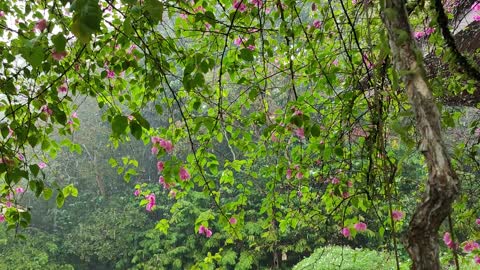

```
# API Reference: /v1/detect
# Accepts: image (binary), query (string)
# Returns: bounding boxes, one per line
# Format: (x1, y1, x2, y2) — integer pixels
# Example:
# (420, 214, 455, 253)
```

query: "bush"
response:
(293, 246, 405, 270)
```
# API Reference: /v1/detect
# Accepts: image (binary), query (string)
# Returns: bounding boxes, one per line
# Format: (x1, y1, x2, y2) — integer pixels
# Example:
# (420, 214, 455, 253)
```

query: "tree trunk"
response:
(380, 1, 460, 269)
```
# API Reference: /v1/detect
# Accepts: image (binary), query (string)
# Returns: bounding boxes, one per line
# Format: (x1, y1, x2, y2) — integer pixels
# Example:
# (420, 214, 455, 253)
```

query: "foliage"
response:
(293, 246, 403, 270)
(0, 227, 73, 270)
(0, 0, 479, 268)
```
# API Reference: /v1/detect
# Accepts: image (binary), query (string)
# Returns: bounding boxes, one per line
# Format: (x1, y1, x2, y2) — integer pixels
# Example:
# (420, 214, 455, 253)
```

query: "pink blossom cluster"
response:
(340, 222, 368, 238)
(233, 0, 247, 12)
(443, 232, 457, 249)
(286, 165, 303, 180)
(463, 240, 479, 253)
(472, 2, 480, 21)
(354, 222, 367, 232)
(151, 136, 174, 154)
(413, 27, 435, 39)
(198, 225, 213, 237)
(145, 193, 156, 211)
(391, 210, 404, 221)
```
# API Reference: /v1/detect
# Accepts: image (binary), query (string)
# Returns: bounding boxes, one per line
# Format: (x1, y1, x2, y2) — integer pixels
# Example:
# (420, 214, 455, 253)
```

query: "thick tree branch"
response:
(380, 1, 460, 269)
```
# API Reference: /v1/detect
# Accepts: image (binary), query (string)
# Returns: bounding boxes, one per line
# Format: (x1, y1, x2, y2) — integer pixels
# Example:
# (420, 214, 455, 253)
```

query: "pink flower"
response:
(292, 107, 302, 115)
(249, 0, 262, 7)
(286, 168, 292, 179)
(331, 177, 340, 184)
(145, 193, 156, 211)
(392, 210, 404, 221)
(413, 31, 425, 39)
(41, 105, 53, 115)
(476, 218, 480, 225)
(5, 201, 12, 208)
(233, 0, 247, 12)
(127, 44, 136, 54)
(205, 23, 211, 30)
(0, 214, 4, 223)
(179, 13, 188, 19)
(295, 128, 305, 139)
(443, 232, 457, 249)
(205, 229, 213, 238)
(35, 19, 47, 32)
(0, 11, 4, 17)
(106, 69, 115, 79)
(179, 167, 190, 181)
(72, 112, 78, 119)
(156, 161, 164, 172)
(463, 241, 479, 253)
(424, 27, 435, 36)
(38, 162, 47, 169)
(194, 6, 206, 13)
(354, 222, 367, 232)
(159, 139, 174, 153)
(313, 20, 322, 29)
(198, 225, 207, 234)
(362, 53, 373, 69)
(58, 84, 68, 93)
(159, 176, 171, 189)
(229, 217, 237, 224)
(347, 181, 353, 187)
(296, 172, 303, 179)
(247, 44, 255, 51)
(15, 187, 24, 194)
(151, 136, 161, 144)
(472, 2, 480, 11)
(475, 255, 480, 264)
(134, 189, 140, 196)
(341, 227, 350, 238)
(52, 51, 67, 61)
(18, 153, 25, 161)
(151, 146, 159, 155)
(474, 15, 480, 22)
(234, 37, 243, 46)
(342, 191, 350, 198)
(332, 59, 339, 66)
(169, 190, 177, 198)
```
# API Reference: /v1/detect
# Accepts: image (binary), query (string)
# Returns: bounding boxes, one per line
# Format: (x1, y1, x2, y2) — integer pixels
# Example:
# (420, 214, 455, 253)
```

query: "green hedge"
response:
(293, 246, 405, 270)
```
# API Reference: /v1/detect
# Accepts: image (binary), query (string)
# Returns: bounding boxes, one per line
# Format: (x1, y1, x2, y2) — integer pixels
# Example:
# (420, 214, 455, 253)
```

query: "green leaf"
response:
(155, 219, 170, 234)
(52, 33, 67, 52)
(56, 192, 65, 208)
(112, 115, 128, 135)
(71, 0, 102, 43)
(43, 188, 53, 200)
(22, 45, 44, 68)
(29, 164, 40, 177)
(311, 124, 320, 137)
(144, 0, 163, 22)
(132, 112, 150, 129)
(239, 49, 254, 61)
(130, 121, 142, 139)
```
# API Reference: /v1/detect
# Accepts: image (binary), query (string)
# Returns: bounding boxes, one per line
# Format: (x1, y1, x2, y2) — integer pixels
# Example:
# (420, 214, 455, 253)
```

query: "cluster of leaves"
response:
(0, 0, 479, 268)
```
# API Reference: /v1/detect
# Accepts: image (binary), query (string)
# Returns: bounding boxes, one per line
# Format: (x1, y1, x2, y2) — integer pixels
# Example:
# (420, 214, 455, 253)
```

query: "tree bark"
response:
(380, 1, 460, 269)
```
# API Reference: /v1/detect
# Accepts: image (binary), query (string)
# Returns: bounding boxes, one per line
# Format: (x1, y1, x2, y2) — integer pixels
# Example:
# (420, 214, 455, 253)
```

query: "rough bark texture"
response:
(380, 1, 460, 269)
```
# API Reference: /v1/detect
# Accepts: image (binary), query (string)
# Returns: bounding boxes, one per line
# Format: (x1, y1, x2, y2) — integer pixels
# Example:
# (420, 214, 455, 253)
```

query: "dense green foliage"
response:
(0, 0, 480, 268)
